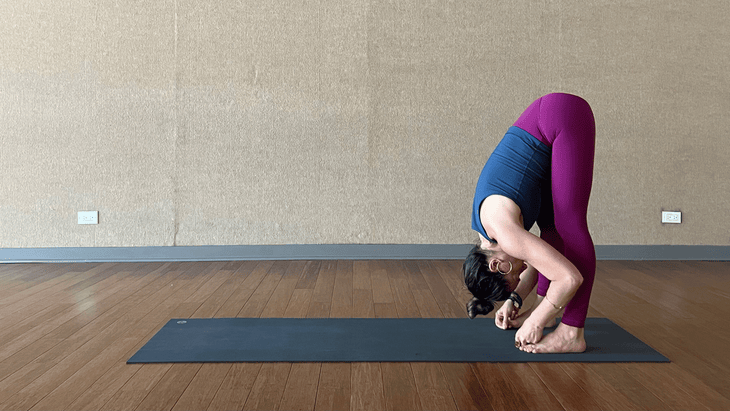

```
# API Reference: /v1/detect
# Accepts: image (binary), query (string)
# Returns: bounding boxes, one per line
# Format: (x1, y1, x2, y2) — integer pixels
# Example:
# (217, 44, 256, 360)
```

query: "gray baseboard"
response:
(595, 245, 730, 261)
(1, 244, 728, 263)
(0, 244, 471, 263)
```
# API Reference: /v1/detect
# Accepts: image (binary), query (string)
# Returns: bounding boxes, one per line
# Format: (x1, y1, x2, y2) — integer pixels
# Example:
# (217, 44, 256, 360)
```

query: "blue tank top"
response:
(471, 126, 551, 242)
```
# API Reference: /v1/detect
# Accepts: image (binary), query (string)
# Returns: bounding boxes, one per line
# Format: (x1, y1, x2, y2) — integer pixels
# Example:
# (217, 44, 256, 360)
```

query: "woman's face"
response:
(478, 234, 526, 292)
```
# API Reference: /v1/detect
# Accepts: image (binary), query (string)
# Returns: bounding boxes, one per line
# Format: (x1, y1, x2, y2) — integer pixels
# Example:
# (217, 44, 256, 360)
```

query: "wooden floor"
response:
(1, 260, 729, 410)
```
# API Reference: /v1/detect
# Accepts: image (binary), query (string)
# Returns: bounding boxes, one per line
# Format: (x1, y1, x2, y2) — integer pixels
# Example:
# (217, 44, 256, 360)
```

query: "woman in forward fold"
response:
(464, 92, 596, 354)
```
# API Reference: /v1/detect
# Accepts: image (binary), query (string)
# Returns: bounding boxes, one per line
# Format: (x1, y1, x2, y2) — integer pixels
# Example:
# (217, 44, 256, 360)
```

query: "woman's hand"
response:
(495, 299, 519, 330)
(514, 318, 544, 349)
(507, 308, 534, 329)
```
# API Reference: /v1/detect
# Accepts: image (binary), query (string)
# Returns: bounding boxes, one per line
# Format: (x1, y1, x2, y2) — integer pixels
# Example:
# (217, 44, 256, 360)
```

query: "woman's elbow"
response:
(568, 271, 583, 290)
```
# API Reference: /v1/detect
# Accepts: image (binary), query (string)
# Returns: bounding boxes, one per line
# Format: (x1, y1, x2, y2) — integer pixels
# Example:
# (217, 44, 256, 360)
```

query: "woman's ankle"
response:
(556, 322, 584, 339)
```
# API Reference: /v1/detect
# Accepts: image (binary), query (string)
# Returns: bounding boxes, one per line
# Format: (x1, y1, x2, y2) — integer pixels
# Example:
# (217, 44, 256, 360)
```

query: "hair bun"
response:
(466, 297, 494, 319)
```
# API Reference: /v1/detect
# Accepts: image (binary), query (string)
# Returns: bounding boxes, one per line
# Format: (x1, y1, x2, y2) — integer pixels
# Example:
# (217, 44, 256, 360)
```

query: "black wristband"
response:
(509, 292, 522, 309)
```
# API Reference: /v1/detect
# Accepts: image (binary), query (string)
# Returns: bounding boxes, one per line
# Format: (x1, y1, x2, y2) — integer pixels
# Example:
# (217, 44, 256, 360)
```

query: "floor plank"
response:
(237, 261, 288, 318)
(307, 260, 338, 318)
(472, 363, 531, 411)
(205, 363, 262, 411)
(415, 260, 467, 319)
(27, 336, 140, 411)
(171, 363, 232, 411)
(496, 363, 564, 411)
(411, 363, 458, 411)
(351, 363, 386, 411)
(242, 363, 291, 411)
(381, 363, 422, 411)
(134, 363, 202, 411)
(528, 362, 603, 411)
(439, 362, 493, 411)
(214, 261, 273, 318)
(64, 360, 142, 411)
(100, 364, 172, 411)
(386, 260, 422, 318)
(579, 362, 668, 411)
(261, 260, 308, 318)
(316, 363, 351, 411)
(278, 362, 321, 411)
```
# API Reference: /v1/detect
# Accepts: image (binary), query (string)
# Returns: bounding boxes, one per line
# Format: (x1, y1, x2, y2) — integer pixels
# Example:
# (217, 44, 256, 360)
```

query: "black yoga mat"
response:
(127, 317, 669, 363)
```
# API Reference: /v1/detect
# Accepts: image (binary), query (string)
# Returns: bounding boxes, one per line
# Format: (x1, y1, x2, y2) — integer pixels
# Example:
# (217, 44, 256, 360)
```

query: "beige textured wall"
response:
(1, 0, 728, 248)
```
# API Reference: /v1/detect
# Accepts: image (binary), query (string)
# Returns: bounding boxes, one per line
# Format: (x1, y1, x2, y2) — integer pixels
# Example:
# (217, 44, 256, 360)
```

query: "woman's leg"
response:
(539, 93, 597, 329)
(513, 94, 569, 313)
(536, 181, 565, 325)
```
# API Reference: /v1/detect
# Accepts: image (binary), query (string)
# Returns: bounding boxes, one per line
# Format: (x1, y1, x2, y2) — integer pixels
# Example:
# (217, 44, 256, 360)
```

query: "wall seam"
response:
(172, 0, 180, 246)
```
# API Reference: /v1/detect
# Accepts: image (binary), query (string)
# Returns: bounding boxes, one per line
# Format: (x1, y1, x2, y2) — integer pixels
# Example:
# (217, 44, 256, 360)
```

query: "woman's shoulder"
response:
(479, 195, 525, 236)
(481, 195, 521, 214)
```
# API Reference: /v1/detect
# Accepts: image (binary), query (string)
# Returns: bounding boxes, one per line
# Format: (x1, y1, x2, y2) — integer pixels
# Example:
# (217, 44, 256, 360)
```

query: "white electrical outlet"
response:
(78, 211, 99, 225)
(661, 211, 681, 224)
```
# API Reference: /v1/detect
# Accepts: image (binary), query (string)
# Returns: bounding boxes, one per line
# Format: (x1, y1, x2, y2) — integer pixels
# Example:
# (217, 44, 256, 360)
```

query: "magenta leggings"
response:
(513, 93, 596, 328)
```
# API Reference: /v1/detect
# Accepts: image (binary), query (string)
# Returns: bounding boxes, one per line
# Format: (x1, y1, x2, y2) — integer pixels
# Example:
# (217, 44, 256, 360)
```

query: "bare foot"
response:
(509, 311, 557, 329)
(520, 323, 586, 354)
(509, 296, 561, 329)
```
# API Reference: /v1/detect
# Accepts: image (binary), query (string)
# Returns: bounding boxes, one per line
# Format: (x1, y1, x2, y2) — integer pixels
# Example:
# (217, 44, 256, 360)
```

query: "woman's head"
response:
(462, 243, 524, 319)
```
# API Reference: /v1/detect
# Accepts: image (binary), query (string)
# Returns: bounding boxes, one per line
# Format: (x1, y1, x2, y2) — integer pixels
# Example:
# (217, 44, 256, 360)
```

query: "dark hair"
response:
(462, 245, 511, 319)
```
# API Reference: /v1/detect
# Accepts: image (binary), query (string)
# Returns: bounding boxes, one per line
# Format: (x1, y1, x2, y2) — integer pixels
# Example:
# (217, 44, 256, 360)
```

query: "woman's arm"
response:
(513, 264, 538, 302)
(480, 195, 581, 329)
(495, 265, 538, 329)
(494, 222, 583, 328)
